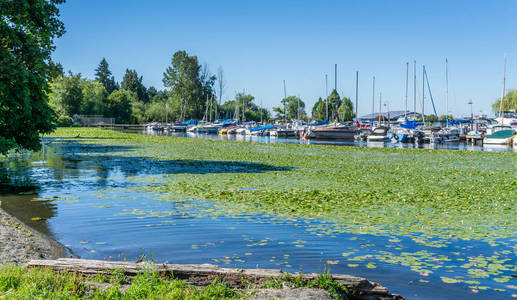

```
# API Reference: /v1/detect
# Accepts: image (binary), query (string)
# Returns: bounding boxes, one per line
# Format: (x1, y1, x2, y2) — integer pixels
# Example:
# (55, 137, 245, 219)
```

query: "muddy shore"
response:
(0, 207, 66, 265)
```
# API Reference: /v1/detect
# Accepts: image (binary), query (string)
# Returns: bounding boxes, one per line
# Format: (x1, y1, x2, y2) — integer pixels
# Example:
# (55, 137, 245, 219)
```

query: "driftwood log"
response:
(27, 258, 403, 300)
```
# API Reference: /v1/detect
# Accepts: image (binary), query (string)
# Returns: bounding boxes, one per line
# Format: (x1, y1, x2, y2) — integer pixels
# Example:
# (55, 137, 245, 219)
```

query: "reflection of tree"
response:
(0, 193, 57, 237)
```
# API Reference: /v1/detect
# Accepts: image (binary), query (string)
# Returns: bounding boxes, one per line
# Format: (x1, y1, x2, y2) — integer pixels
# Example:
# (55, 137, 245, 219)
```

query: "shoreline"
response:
(0, 207, 66, 265)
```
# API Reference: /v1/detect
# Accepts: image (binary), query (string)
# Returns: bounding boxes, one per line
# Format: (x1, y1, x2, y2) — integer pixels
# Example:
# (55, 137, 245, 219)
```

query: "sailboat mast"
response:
(355, 71, 359, 123)
(283, 80, 287, 123)
(413, 60, 417, 117)
(372, 76, 375, 121)
(422, 65, 425, 124)
(446, 59, 449, 127)
(499, 54, 507, 124)
(405, 62, 409, 119)
(379, 93, 382, 126)
(325, 74, 328, 121)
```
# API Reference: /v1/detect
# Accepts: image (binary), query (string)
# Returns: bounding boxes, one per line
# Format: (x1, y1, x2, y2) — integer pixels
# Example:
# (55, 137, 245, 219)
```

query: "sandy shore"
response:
(0, 207, 66, 265)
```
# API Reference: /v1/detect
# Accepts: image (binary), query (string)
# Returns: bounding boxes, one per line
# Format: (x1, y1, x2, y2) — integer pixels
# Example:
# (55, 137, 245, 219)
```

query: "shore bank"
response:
(0, 207, 66, 265)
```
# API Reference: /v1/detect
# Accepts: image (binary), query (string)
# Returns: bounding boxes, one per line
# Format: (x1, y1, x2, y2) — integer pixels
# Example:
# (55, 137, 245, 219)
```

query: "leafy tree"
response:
(48, 73, 85, 117)
(105, 90, 136, 124)
(81, 80, 108, 115)
(425, 115, 437, 122)
(0, 0, 65, 155)
(311, 98, 326, 121)
(121, 69, 149, 103)
(147, 86, 158, 100)
(273, 96, 305, 121)
(492, 89, 517, 114)
(163, 50, 215, 121)
(438, 114, 454, 121)
(95, 58, 118, 94)
(338, 96, 354, 121)
(327, 89, 342, 121)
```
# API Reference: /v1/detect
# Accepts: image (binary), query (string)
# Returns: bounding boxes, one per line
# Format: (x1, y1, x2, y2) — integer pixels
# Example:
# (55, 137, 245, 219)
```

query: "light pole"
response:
(468, 99, 473, 130)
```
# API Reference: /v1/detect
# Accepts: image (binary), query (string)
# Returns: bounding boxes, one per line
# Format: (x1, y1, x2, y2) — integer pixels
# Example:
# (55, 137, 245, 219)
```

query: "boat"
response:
(367, 126, 390, 142)
(304, 123, 356, 140)
(483, 129, 516, 145)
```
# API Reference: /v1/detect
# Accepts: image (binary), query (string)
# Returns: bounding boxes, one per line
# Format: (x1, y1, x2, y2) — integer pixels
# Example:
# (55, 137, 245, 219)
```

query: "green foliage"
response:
(81, 80, 108, 115)
(121, 69, 149, 103)
(163, 50, 216, 120)
(106, 90, 138, 124)
(424, 114, 437, 122)
(0, 0, 65, 154)
(95, 58, 118, 94)
(219, 93, 269, 122)
(492, 89, 517, 113)
(0, 265, 241, 299)
(327, 89, 342, 121)
(337, 97, 354, 121)
(438, 114, 454, 121)
(48, 73, 85, 116)
(311, 97, 326, 121)
(56, 115, 74, 127)
(273, 96, 306, 121)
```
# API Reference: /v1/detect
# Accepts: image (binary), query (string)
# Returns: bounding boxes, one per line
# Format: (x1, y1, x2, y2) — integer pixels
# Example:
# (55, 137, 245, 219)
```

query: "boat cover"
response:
(248, 125, 276, 132)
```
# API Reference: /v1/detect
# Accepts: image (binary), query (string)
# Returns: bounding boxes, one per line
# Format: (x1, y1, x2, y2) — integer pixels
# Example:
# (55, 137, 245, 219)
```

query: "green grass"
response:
(0, 264, 242, 299)
(0, 265, 349, 299)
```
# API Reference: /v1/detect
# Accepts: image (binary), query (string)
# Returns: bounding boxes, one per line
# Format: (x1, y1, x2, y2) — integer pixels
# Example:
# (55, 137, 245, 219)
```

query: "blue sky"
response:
(52, 0, 516, 117)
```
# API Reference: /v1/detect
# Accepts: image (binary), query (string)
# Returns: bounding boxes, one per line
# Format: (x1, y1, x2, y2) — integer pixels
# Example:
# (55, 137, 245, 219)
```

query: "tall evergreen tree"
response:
(94, 58, 117, 94)
(121, 69, 149, 103)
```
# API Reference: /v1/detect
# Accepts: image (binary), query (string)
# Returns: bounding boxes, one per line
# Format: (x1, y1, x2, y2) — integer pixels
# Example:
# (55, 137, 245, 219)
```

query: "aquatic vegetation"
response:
(38, 128, 517, 296)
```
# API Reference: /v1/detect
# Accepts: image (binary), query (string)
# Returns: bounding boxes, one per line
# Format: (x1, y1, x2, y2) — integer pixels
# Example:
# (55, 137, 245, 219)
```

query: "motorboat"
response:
(483, 129, 516, 145)
(304, 123, 356, 140)
(367, 126, 390, 142)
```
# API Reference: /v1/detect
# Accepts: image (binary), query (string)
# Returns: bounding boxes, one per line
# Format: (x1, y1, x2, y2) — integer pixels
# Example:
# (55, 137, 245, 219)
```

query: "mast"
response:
(325, 74, 328, 120)
(234, 91, 239, 122)
(335, 64, 337, 91)
(372, 76, 375, 123)
(499, 54, 507, 124)
(242, 89, 246, 121)
(283, 80, 287, 123)
(422, 65, 425, 124)
(405, 62, 409, 119)
(445, 59, 449, 127)
(355, 71, 359, 123)
(379, 93, 382, 126)
(413, 60, 417, 118)
(260, 99, 263, 124)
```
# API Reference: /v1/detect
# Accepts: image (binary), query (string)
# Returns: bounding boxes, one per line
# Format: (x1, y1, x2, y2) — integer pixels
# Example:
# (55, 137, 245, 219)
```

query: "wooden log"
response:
(27, 258, 403, 300)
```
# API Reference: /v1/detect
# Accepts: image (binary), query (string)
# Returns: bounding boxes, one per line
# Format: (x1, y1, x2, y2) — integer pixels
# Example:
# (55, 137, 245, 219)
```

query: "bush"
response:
(57, 115, 74, 127)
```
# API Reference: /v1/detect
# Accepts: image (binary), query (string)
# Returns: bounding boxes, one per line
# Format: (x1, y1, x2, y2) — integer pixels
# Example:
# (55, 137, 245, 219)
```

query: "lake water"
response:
(0, 138, 515, 300)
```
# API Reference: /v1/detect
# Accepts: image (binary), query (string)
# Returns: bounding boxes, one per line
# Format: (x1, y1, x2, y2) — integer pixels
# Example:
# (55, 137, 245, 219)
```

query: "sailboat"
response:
(484, 55, 517, 145)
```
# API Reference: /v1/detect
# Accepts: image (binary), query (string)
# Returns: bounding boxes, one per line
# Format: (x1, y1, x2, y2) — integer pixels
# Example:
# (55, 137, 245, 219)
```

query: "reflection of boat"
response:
(367, 126, 390, 142)
(305, 123, 356, 140)
(483, 129, 516, 145)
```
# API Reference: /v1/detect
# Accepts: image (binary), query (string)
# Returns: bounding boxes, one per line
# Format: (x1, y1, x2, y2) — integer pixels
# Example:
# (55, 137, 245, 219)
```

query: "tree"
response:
(0, 0, 65, 155)
(327, 89, 342, 121)
(147, 86, 158, 100)
(81, 80, 108, 115)
(95, 58, 118, 94)
(48, 73, 85, 117)
(438, 114, 454, 121)
(163, 51, 215, 121)
(273, 96, 305, 120)
(121, 69, 149, 103)
(425, 115, 437, 122)
(105, 90, 136, 124)
(312, 98, 326, 121)
(338, 96, 354, 121)
(492, 89, 517, 114)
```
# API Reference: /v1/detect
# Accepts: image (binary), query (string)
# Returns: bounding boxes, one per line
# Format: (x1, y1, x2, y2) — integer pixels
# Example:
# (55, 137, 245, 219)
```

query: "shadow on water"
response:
(0, 193, 57, 237)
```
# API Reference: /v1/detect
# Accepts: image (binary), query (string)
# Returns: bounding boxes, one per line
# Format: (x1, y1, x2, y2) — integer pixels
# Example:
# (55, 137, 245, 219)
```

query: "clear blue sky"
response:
(52, 0, 516, 118)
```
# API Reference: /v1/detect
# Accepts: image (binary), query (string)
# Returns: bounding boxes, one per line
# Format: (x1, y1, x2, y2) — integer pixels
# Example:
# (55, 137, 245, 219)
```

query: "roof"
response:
(359, 111, 420, 120)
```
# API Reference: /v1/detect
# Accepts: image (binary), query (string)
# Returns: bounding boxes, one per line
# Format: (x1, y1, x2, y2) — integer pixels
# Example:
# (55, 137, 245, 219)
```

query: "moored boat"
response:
(367, 126, 390, 142)
(483, 129, 516, 145)
(304, 123, 356, 140)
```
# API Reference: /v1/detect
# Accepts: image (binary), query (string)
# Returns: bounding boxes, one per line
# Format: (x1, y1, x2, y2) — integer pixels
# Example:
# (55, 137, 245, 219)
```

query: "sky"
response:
(52, 0, 517, 118)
